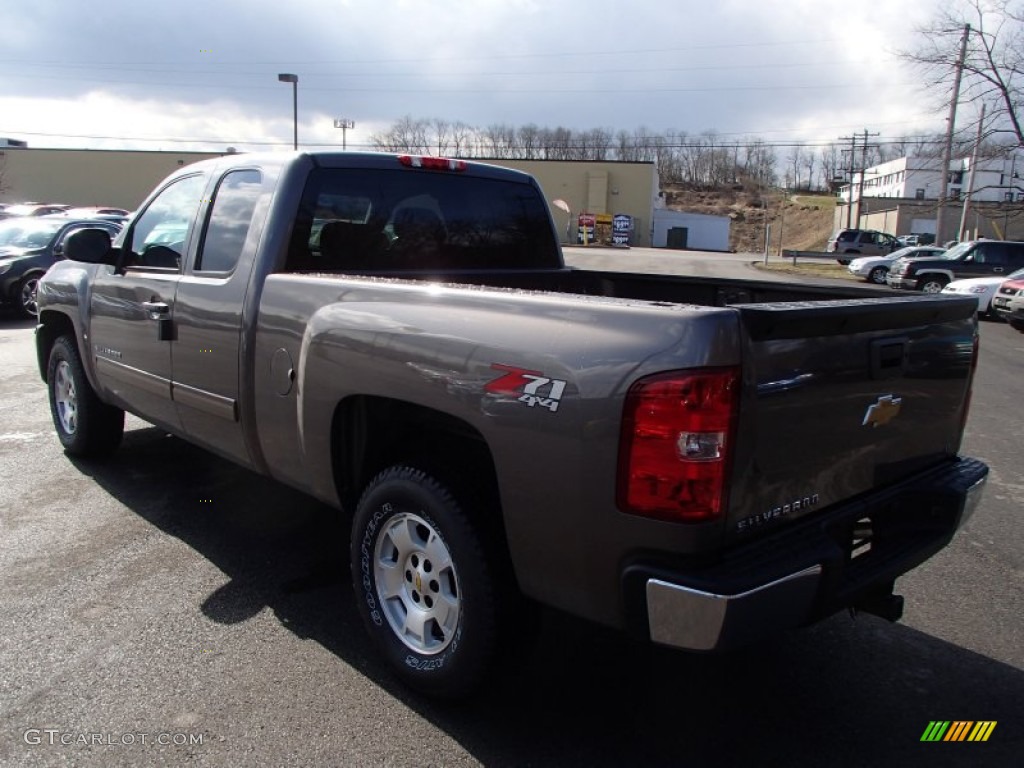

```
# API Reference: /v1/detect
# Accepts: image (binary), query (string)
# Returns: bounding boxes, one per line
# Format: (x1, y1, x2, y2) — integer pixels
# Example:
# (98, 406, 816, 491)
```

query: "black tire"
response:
(917, 275, 948, 293)
(1010, 319, 1024, 332)
(351, 465, 503, 699)
(46, 335, 125, 457)
(867, 266, 888, 285)
(17, 274, 42, 318)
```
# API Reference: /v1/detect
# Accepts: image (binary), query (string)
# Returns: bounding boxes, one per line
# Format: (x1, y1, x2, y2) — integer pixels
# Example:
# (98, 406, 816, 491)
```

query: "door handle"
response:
(142, 301, 169, 321)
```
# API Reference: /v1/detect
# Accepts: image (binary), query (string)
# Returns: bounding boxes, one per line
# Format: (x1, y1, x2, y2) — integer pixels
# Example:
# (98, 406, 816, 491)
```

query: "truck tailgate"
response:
(726, 294, 978, 539)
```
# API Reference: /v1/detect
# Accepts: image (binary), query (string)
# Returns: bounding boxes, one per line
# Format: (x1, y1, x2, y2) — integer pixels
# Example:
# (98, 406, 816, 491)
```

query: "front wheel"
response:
(917, 276, 948, 293)
(351, 466, 504, 699)
(1010, 319, 1024, 332)
(18, 274, 41, 318)
(47, 336, 125, 457)
(867, 266, 888, 284)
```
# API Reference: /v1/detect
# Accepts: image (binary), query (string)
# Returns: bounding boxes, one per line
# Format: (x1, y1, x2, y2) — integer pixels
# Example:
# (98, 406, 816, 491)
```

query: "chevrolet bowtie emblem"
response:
(863, 395, 902, 427)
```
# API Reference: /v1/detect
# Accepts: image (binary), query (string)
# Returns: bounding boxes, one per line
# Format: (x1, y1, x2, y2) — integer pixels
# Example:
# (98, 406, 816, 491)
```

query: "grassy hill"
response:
(663, 183, 837, 253)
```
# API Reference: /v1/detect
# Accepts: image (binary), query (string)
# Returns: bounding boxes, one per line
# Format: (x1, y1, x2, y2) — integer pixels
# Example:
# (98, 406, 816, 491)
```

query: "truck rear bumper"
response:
(633, 457, 988, 652)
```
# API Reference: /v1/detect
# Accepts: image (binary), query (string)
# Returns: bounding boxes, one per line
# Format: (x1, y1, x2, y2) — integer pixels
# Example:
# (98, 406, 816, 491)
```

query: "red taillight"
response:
(617, 368, 740, 522)
(398, 155, 467, 172)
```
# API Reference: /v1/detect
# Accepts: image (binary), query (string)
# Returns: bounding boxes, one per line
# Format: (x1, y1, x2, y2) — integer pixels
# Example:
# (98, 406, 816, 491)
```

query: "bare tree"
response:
(817, 144, 844, 191)
(450, 121, 475, 157)
(370, 115, 430, 154)
(902, 0, 1024, 150)
(517, 123, 542, 159)
(431, 119, 451, 156)
(787, 144, 806, 189)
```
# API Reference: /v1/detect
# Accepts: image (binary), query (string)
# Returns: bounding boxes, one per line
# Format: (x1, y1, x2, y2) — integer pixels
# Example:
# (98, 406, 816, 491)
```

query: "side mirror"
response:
(64, 228, 117, 264)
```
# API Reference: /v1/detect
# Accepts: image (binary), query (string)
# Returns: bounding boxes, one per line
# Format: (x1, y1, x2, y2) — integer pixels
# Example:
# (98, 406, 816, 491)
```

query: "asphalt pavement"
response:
(0, 259, 1021, 767)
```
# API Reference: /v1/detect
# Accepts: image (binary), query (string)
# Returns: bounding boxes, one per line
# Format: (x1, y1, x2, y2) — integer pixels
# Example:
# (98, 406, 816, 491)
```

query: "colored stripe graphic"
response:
(921, 721, 950, 741)
(968, 722, 997, 742)
(944, 721, 973, 741)
(921, 721, 997, 742)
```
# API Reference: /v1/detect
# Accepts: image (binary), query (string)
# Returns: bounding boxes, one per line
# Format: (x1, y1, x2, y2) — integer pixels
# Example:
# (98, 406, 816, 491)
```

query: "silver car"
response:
(847, 245, 946, 284)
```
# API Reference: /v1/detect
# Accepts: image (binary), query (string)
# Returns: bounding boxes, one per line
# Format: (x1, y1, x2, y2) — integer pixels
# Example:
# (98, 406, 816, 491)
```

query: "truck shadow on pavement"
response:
(71, 424, 1022, 768)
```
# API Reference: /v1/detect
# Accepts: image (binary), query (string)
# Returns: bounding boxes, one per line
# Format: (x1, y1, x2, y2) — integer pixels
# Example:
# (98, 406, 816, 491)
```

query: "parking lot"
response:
(1, 286, 1021, 767)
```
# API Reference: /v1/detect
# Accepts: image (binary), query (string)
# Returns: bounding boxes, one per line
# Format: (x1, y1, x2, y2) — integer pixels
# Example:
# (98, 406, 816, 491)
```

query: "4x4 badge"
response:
(863, 394, 902, 427)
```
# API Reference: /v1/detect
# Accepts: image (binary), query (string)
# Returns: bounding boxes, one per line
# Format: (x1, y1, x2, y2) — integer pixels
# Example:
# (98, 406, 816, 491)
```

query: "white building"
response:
(652, 209, 731, 251)
(839, 154, 1023, 204)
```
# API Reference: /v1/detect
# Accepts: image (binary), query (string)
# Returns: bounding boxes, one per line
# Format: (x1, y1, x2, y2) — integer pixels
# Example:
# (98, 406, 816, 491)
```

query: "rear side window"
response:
(836, 231, 857, 242)
(285, 167, 560, 272)
(196, 169, 263, 273)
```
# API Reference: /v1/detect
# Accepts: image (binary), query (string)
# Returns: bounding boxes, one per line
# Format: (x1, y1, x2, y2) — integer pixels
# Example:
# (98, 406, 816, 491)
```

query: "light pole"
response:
(277, 73, 298, 150)
(333, 118, 355, 150)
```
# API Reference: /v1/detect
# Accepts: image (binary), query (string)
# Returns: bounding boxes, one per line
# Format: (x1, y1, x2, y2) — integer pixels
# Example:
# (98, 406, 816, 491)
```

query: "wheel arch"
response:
(914, 268, 954, 282)
(331, 395, 504, 533)
(35, 310, 78, 383)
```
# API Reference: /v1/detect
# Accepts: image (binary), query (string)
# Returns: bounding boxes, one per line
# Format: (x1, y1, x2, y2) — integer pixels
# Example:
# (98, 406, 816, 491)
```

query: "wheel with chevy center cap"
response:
(867, 266, 888, 285)
(917, 275, 948, 293)
(46, 335, 124, 457)
(351, 465, 505, 698)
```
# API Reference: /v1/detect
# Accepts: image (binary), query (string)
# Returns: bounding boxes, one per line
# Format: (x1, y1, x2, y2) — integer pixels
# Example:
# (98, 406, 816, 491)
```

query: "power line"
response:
(0, 38, 850, 69)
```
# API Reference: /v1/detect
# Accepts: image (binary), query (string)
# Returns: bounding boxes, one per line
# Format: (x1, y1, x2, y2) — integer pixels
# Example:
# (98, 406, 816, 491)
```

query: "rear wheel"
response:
(917, 275, 948, 293)
(867, 266, 888, 284)
(351, 465, 506, 699)
(47, 336, 124, 457)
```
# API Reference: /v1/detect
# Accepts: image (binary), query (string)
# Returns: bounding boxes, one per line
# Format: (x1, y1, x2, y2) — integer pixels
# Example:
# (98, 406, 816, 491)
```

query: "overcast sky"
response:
(1, 0, 954, 154)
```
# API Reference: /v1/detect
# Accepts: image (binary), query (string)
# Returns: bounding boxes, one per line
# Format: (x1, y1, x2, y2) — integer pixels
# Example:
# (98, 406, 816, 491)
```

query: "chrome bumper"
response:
(646, 566, 822, 651)
(645, 472, 987, 652)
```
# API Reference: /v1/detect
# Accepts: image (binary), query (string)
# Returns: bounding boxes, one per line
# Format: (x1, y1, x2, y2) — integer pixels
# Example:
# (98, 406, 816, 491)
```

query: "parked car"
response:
(941, 267, 1024, 317)
(0, 217, 122, 317)
(0, 203, 71, 218)
(61, 206, 131, 218)
(990, 272, 1024, 330)
(827, 229, 901, 264)
(896, 233, 936, 247)
(887, 239, 1024, 293)
(847, 245, 946, 284)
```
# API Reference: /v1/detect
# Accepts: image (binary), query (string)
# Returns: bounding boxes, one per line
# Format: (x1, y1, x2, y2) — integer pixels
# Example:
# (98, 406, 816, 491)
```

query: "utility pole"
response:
(840, 133, 857, 227)
(856, 129, 880, 229)
(936, 23, 971, 242)
(958, 103, 986, 240)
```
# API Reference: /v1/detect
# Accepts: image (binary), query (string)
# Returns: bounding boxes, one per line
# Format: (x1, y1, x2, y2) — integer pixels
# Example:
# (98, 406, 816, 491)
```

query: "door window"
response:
(125, 174, 206, 270)
(195, 170, 263, 273)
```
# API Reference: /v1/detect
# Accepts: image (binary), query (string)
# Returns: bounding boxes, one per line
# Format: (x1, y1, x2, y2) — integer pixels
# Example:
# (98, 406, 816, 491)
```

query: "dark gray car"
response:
(0, 217, 122, 317)
(887, 239, 1024, 293)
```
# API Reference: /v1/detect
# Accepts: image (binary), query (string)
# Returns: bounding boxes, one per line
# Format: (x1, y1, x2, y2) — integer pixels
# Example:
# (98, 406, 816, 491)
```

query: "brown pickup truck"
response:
(36, 151, 988, 698)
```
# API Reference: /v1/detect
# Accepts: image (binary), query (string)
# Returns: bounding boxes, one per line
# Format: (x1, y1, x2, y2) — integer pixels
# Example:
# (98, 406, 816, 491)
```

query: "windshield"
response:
(0, 219, 64, 248)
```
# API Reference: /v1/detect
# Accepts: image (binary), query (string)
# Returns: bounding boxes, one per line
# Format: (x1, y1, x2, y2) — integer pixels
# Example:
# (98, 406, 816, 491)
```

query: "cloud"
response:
(0, 0, 950, 151)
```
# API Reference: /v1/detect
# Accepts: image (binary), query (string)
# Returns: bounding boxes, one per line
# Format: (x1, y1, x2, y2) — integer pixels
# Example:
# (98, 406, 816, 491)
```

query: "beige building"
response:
(0, 148, 659, 246)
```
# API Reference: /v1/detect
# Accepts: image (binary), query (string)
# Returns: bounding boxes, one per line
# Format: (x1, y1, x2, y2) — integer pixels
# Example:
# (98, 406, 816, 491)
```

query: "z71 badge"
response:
(485, 364, 567, 413)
